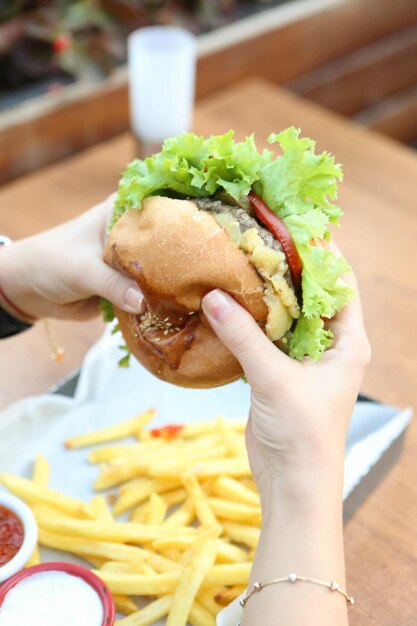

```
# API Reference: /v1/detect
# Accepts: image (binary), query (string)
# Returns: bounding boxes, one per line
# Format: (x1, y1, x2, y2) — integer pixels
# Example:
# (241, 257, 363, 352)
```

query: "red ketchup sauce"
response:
(150, 424, 184, 439)
(0, 506, 24, 567)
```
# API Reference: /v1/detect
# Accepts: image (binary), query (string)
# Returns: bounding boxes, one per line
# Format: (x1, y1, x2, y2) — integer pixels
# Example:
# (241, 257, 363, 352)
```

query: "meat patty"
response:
(194, 197, 294, 289)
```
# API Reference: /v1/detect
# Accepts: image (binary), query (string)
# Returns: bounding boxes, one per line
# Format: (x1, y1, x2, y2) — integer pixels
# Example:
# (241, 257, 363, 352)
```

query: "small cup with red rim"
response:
(0, 491, 38, 583)
(0, 562, 115, 626)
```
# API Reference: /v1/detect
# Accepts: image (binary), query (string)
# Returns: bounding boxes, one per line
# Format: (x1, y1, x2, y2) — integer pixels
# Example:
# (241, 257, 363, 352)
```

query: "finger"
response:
(102, 192, 118, 227)
(88, 261, 145, 314)
(86, 193, 117, 245)
(331, 273, 370, 357)
(202, 289, 294, 387)
(325, 241, 370, 357)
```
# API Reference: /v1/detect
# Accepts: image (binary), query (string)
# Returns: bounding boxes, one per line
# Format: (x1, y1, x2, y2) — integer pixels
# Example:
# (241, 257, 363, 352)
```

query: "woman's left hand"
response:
(0, 195, 145, 321)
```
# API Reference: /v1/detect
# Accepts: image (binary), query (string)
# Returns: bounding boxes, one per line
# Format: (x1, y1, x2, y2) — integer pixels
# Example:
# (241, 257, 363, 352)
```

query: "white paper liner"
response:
(0, 328, 412, 625)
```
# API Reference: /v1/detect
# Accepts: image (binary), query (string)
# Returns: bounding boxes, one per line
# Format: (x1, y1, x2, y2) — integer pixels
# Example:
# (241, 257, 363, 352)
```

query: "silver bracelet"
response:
(236, 573, 354, 624)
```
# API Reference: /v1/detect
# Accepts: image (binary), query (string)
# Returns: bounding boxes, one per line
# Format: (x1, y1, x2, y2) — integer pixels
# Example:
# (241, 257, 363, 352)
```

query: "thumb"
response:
(202, 289, 290, 387)
(89, 261, 145, 314)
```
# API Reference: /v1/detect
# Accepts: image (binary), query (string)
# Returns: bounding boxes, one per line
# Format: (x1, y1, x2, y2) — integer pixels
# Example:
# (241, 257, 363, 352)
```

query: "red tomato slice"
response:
(248, 192, 303, 293)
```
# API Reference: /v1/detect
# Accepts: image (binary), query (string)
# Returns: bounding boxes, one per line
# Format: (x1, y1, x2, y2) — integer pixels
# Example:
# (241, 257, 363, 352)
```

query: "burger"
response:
(103, 127, 352, 388)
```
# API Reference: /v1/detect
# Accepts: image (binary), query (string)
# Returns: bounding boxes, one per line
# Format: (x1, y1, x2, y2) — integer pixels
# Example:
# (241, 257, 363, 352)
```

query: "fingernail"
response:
(202, 289, 235, 322)
(124, 286, 144, 313)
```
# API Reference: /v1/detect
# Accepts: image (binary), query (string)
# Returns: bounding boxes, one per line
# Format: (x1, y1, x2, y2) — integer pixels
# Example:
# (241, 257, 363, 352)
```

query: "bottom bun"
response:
(115, 307, 245, 388)
(104, 196, 268, 388)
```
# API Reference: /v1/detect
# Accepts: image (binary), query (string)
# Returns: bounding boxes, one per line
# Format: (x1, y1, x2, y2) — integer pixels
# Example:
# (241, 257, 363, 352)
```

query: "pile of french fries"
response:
(0, 409, 262, 626)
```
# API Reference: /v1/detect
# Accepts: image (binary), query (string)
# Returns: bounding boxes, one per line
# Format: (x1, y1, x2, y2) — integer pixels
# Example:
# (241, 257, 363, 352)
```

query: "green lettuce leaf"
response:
(255, 127, 353, 358)
(256, 127, 343, 223)
(111, 128, 352, 362)
(99, 298, 115, 323)
(299, 245, 353, 319)
(288, 314, 334, 362)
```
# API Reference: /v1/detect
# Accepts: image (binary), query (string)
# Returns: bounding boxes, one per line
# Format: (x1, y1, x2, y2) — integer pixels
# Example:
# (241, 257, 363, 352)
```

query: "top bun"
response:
(104, 196, 268, 388)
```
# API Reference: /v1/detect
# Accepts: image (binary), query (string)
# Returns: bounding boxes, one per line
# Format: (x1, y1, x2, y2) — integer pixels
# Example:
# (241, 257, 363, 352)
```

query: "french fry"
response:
(166, 539, 218, 626)
(94, 570, 180, 595)
(32, 454, 50, 487)
(91, 495, 113, 522)
(196, 591, 223, 618)
(146, 493, 168, 525)
(137, 428, 152, 441)
(111, 563, 155, 576)
(141, 564, 157, 576)
(161, 487, 187, 507)
(119, 477, 153, 496)
(94, 450, 181, 490)
(163, 498, 195, 527)
(189, 600, 216, 626)
(113, 595, 139, 616)
(32, 503, 81, 521)
(5, 406, 263, 623)
(81, 555, 107, 568)
(39, 529, 148, 564)
(112, 480, 156, 516)
(215, 539, 248, 564)
(214, 417, 245, 458)
(114, 478, 180, 516)
(160, 548, 181, 562)
(130, 502, 150, 524)
(35, 512, 197, 544)
(101, 562, 148, 575)
(203, 563, 252, 587)
(182, 474, 221, 532)
(148, 445, 228, 479)
(0, 473, 93, 518)
(88, 440, 164, 464)
(222, 522, 260, 549)
(65, 409, 156, 449)
(192, 458, 251, 479)
(208, 497, 261, 526)
(248, 549, 256, 562)
(152, 535, 196, 552)
(180, 529, 220, 568)
(29, 456, 49, 571)
(240, 478, 258, 492)
(215, 586, 246, 606)
(114, 595, 173, 626)
(173, 421, 245, 439)
(212, 476, 260, 507)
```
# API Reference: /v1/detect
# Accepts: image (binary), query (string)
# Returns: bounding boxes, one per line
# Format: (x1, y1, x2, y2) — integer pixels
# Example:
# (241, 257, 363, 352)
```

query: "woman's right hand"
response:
(202, 263, 370, 505)
(202, 256, 370, 626)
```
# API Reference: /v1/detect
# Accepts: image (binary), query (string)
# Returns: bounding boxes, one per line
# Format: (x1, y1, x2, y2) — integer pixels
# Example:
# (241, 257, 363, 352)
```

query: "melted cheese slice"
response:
(213, 213, 300, 341)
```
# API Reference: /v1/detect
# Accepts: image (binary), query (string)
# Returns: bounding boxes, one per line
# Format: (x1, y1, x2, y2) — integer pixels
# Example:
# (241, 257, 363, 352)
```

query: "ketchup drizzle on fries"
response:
(150, 425, 184, 439)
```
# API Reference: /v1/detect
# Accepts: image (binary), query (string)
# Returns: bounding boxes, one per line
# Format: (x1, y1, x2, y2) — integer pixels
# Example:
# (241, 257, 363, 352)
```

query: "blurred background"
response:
(1, 0, 417, 184)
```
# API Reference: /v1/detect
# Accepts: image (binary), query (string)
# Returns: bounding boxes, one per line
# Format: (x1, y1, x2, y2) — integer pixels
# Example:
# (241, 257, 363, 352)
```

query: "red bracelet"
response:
(0, 283, 37, 323)
(0, 238, 37, 323)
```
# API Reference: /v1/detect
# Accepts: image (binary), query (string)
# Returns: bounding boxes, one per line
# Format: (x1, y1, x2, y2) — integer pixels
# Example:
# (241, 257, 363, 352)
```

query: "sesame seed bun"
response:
(104, 196, 268, 388)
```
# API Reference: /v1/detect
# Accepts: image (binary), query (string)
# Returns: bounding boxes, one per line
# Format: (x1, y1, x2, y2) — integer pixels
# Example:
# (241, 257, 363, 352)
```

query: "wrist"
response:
(256, 460, 344, 517)
(0, 242, 38, 322)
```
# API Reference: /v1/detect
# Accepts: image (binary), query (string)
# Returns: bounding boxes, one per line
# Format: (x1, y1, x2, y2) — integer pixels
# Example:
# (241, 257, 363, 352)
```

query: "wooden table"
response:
(0, 79, 416, 625)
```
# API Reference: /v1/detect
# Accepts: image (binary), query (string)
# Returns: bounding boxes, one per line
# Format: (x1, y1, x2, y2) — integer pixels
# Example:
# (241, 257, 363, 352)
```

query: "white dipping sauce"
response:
(0, 571, 104, 626)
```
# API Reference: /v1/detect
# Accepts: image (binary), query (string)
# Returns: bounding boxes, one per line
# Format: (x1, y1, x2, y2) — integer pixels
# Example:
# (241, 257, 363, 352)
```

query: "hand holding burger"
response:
(104, 128, 353, 387)
(203, 266, 370, 626)
(0, 196, 145, 327)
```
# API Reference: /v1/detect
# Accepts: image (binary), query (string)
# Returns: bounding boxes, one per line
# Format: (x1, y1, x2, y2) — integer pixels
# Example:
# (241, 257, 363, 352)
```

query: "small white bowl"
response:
(0, 491, 38, 583)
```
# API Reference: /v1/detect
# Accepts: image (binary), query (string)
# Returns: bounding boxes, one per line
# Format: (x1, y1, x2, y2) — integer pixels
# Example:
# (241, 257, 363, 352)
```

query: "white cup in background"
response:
(128, 26, 197, 157)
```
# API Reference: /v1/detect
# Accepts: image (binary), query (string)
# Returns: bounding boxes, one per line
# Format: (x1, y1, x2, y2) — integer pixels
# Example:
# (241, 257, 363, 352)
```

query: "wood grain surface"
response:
(3, 0, 417, 184)
(0, 78, 416, 625)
